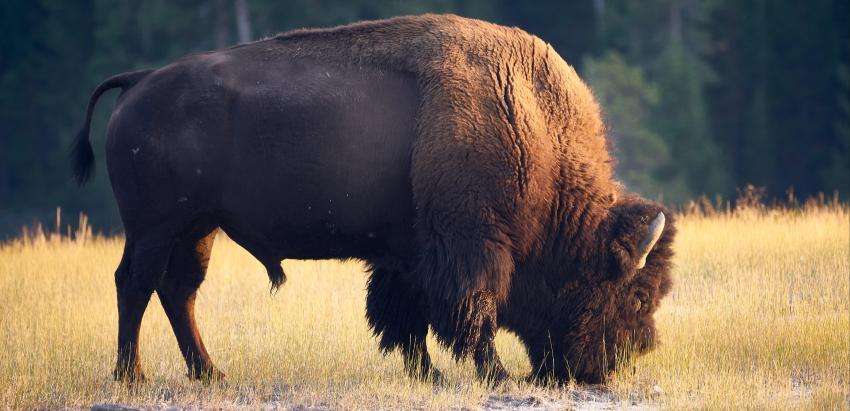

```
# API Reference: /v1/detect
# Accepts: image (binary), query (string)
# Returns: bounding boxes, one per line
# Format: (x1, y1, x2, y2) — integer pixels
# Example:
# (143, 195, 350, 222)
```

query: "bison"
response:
(72, 14, 674, 385)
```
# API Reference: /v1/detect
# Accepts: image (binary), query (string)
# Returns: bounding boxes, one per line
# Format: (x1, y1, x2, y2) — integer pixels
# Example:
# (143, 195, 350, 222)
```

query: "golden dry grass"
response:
(0, 206, 848, 410)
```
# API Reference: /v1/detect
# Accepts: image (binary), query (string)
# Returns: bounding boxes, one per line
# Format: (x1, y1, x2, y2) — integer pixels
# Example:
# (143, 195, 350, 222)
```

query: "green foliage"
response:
(653, 38, 728, 200)
(706, 0, 849, 197)
(583, 52, 688, 201)
(825, 60, 850, 195)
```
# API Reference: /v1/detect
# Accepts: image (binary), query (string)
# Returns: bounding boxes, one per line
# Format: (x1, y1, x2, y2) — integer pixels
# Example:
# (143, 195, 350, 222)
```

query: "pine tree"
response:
(583, 52, 688, 200)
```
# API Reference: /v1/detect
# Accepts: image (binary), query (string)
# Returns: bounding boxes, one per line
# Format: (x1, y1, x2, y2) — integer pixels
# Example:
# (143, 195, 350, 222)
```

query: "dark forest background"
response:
(1, 0, 848, 236)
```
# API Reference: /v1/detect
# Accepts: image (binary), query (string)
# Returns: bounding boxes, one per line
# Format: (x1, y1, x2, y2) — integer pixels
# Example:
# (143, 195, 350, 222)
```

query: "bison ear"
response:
(608, 203, 666, 281)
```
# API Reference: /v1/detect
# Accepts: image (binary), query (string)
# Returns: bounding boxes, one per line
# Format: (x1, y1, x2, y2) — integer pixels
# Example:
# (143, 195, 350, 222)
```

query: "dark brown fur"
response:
(72, 14, 675, 384)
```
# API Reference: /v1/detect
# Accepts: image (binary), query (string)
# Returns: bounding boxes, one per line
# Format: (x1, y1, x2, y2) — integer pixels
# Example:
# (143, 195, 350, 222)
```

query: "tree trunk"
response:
(213, 0, 230, 48)
(234, 0, 252, 44)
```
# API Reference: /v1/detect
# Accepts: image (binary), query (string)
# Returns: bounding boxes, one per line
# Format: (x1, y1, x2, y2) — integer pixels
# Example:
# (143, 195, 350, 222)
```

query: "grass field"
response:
(0, 204, 848, 410)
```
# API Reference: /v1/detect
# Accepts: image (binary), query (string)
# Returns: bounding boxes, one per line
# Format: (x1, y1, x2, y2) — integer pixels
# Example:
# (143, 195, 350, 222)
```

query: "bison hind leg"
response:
(157, 228, 224, 381)
(114, 225, 176, 382)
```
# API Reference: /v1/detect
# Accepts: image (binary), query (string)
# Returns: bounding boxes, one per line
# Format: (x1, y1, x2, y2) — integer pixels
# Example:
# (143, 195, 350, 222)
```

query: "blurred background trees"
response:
(1, 0, 847, 235)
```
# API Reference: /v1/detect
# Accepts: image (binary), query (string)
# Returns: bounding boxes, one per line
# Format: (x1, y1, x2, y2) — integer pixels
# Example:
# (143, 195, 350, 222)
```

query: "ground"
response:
(0, 204, 847, 410)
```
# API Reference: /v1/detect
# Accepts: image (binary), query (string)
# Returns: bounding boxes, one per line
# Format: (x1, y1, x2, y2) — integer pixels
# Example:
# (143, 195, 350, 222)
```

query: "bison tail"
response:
(71, 69, 154, 186)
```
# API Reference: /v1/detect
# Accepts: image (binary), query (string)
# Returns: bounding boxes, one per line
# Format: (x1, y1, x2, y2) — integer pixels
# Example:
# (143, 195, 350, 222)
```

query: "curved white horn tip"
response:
(635, 212, 666, 269)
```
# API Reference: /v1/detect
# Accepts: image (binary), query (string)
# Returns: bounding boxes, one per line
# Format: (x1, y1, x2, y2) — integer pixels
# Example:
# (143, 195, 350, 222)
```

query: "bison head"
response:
(520, 198, 675, 384)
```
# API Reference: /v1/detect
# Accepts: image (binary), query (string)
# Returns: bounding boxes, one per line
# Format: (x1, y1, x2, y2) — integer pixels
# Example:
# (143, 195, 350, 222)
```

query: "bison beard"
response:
(71, 14, 675, 385)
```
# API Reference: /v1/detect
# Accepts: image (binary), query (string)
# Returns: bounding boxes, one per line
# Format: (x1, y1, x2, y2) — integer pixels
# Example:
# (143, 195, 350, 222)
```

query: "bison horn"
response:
(635, 212, 665, 270)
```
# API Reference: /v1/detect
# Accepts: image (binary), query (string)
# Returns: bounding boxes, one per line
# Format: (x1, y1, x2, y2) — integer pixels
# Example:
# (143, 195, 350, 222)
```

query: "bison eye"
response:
(632, 296, 642, 312)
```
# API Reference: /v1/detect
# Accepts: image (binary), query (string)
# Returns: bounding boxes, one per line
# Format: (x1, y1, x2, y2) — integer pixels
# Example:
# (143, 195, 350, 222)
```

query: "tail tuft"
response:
(70, 127, 95, 186)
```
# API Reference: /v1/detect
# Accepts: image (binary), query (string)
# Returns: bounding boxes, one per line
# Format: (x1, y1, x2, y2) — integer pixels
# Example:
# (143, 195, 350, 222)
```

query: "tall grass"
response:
(0, 202, 847, 410)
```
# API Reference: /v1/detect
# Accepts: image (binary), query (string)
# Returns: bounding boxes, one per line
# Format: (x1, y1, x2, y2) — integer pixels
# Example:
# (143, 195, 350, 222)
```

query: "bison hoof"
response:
(189, 367, 226, 383)
(491, 376, 518, 392)
(408, 367, 446, 385)
(523, 372, 552, 386)
(484, 369, 516, 392)
(113, 365, 146, 384)
(427, 368, 447, 386)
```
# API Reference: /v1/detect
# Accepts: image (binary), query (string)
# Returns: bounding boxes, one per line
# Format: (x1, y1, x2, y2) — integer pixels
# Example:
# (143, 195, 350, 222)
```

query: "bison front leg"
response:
(113, 245, 150, 382)
(365, 266, 443, 383)
(439, 291, 511, 387)
(415, 234, 516, 388)
(467, 292, 510, 386)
